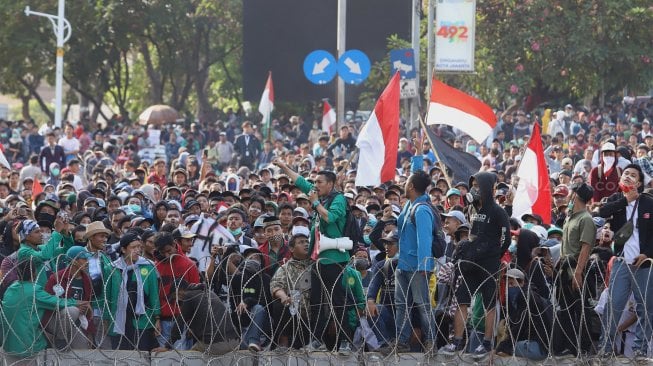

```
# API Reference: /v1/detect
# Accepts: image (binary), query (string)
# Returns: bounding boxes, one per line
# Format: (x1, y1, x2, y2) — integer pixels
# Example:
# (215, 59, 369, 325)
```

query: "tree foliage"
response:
(0, 0, 243, 123)
(365, 0, 653, 110)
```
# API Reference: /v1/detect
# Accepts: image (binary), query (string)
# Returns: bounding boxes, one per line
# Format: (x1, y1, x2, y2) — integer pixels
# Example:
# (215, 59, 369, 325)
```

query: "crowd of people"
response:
(0, 99, 652, 364)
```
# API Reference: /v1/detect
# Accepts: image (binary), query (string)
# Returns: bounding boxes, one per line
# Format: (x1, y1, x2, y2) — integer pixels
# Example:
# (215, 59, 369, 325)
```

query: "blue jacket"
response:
(397, 156, 435, 272)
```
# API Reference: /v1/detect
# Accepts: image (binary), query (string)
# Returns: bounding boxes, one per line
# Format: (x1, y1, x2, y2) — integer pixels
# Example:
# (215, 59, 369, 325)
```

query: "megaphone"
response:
(319, 235, 353, 253)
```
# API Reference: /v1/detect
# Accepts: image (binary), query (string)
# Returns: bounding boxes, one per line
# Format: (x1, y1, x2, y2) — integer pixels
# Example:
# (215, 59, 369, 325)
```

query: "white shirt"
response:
(58, 136, 80, 155)
(623, 200, 640, 263)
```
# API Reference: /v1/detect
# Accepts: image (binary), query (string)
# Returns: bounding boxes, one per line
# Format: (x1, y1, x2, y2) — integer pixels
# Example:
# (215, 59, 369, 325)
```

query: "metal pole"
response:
(427, 0, 434, 98)
(410, 0, 421, 130)
(336, 0, 346, 133)
(54, 0, 65, 128)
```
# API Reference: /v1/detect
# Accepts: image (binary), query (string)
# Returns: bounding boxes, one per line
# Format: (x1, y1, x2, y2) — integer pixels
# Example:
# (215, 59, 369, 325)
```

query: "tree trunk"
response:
(20, 94, 31, 121)
(140, 42, 164, 105)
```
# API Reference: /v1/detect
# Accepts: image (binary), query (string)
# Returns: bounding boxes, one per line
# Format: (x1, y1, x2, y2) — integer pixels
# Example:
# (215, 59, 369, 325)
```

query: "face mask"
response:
(128, 204, 141, 214)
(603, 156, 615, 169)
(467, 145, 477, 153)
(508, 240, 517, 254)
(228, 182, 237, 191)
(467, 187, 481, 204)
(567, 196, 575, 212)
(244, 259, 261, 273)
(229, 227, 242, 237)
(422, 149, 429, 154)
(51, 168, 60, 176)
(363, 234, 372, 246)
(41, 232, 51, 244)
(269, 234, 284, 245)
(37, 212, 56, 227)
(291, 226, 310, 237)
(507, 286, 521, 309)
(354, 258, 370, 271)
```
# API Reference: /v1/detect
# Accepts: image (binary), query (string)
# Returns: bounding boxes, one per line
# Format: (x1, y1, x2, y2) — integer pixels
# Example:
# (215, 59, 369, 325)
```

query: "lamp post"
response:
(25, 1, 71, 128)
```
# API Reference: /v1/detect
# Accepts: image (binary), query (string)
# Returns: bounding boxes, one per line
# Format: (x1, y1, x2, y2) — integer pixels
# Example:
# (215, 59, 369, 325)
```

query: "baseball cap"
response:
(506, 268, 525, 280)
(66, 246, 93, 260)
(442, 210, 467, 225)
(173, 227, 197, 239)
(446, 188, 461, 198)
(553, 185, 569, 197)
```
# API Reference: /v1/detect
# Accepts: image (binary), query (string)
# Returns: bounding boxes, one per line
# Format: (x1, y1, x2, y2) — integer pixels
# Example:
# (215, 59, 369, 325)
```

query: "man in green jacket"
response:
(17, 218, 75, 288)
(2, 257, 88, 358)
(273, 159, 351, 352)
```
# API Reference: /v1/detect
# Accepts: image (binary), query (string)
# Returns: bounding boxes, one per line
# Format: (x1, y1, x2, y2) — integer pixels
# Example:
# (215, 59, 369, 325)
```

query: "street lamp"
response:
(24, 1, 71, 128)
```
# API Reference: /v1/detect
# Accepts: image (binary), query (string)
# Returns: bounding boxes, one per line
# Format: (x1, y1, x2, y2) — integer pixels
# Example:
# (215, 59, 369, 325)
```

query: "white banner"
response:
(435, 0, 476, 72)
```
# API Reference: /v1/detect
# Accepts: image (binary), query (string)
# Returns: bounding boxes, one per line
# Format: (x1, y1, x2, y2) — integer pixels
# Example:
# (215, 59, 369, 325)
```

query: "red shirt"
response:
(156, 255, 200, 318)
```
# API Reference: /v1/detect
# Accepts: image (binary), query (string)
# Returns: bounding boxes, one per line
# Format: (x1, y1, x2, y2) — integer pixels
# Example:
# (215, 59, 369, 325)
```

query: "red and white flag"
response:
(322, 101, 336, 133)
(355, 72, 400, 187)
(426, 79, 497, 143)
(512, 123, 551, 224)
(258, 72, 274, 126)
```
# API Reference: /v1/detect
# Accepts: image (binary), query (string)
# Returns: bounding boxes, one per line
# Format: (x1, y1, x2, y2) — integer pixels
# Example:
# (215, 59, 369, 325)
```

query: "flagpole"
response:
(418, 115, 452, 188)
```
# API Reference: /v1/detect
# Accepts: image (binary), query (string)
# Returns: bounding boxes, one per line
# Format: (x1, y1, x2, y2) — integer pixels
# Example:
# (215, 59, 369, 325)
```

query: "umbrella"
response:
(138, 105, 179, 126)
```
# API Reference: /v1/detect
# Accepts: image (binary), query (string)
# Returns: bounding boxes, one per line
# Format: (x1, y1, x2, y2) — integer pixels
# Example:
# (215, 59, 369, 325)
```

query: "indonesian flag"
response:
(426, 79, 497, 143)
(512, 123, 551, 224)
(322, 101, 336, 133)
(355, 72, 400, 187)
(258, 72, 274, 126)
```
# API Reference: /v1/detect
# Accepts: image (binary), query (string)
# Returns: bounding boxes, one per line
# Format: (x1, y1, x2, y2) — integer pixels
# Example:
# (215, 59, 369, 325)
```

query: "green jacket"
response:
(2, 281, 77, 357)
(295, 176, 349, 264)
(17, 231, 74, 288)
(342, 266, 365, 329)
(89, 250, 114, 318)
(105, 258, 161, 336)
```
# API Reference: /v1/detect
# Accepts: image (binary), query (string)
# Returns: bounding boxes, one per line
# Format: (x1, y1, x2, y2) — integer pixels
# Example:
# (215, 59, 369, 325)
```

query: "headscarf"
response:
(19, 220, 40, 242)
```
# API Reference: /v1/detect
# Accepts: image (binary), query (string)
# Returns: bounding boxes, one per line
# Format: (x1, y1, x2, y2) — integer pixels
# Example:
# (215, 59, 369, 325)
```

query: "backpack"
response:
(324, 192, 362, 246)
(409, 202, 447, 259)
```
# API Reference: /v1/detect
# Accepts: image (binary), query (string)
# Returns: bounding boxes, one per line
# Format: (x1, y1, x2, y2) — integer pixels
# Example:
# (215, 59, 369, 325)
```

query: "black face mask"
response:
(354, 258, 370, 271)
(37, 212, 56, 227)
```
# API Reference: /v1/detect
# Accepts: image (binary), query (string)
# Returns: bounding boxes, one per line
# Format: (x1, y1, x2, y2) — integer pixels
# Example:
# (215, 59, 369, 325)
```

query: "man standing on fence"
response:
(597, 164, 653, 361)
(554, 182, 595, 356)
(381, 146, 436, 356)
(273, 158, 351, 352)
(440, 171, 510, 361)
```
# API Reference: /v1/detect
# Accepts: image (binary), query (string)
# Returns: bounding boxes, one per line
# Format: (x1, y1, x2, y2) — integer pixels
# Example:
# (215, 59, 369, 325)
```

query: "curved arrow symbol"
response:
(344, 58, 362, 74)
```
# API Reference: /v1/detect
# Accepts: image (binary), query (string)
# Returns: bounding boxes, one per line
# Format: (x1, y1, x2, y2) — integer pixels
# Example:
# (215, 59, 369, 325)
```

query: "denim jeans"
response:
(157, 319, 193, 350)
(514, 340, 547, 360)
(394, 269, 434, 343)
(368, 304, 395, 346)
(240, 304, 270, 348)
(599, 258, 653, 354)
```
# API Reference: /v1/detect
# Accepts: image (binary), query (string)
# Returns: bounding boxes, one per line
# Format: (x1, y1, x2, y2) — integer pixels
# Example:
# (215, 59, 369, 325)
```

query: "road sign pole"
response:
(410, 0, 420, 130)
(336, 0, 346, 133)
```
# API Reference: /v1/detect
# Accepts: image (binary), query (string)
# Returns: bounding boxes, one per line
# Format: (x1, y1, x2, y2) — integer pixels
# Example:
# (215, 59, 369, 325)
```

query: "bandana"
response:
(19, 220, 40, 241)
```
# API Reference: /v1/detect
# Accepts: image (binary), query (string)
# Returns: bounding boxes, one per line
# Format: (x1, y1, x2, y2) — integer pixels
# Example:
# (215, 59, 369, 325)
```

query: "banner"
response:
(435, 0, 476, 72)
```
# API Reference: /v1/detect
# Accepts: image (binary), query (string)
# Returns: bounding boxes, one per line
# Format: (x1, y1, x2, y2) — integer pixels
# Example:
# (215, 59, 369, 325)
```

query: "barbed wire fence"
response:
(0, 251, 652, 365)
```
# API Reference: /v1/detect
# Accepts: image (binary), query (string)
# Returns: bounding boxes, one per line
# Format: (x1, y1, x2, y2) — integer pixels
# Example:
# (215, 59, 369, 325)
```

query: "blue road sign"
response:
(303, 50, 337, 85)
(390, 48, 416, 79)
(337, 50, 371, 85)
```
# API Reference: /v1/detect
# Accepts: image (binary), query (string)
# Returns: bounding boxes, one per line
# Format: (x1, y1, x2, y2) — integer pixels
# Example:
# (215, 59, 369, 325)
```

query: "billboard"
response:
(435, 0, 476, 72)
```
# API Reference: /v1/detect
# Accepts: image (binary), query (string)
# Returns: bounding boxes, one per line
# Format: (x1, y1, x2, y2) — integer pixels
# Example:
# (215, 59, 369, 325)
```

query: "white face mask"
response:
(603, 156, 615, 170)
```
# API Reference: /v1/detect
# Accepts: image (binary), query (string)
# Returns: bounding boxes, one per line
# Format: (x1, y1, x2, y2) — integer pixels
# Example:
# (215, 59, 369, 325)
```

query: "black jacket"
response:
(234, 134, 261, 163)
(598, 191, 653, 260)
(39, 144, 65, 175)
(468, 172, 511, 266)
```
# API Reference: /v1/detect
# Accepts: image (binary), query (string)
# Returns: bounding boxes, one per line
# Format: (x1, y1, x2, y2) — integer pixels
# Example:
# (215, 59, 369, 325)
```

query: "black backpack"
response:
(409, 202, 447, 259)
(324, 192, 362, 246)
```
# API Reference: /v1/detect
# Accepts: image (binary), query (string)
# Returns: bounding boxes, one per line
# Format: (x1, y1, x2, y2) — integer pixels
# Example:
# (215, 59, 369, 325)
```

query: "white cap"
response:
(601, 142, 616, 152)
(506, 268, 525, 280)
(530, 225, 548, 242)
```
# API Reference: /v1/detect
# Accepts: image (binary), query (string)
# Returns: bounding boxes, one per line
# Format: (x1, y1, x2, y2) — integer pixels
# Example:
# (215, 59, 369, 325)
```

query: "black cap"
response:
(183, 199, 200, 211)
(571, 182, 594, 203)
(119, 231, 142, 248)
